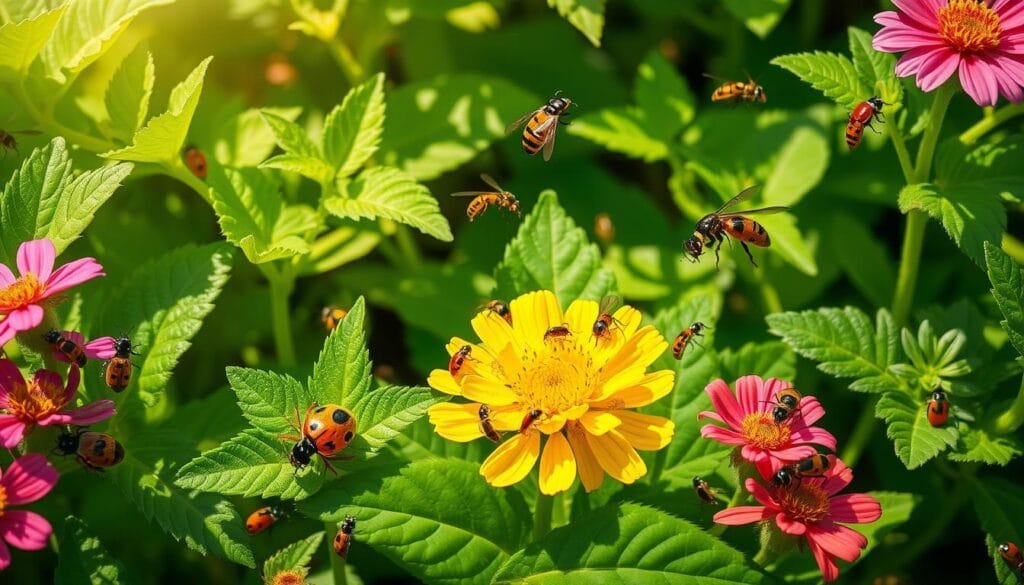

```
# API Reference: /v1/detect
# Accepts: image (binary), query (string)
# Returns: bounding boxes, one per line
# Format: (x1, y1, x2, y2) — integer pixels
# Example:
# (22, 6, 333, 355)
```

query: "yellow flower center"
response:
(270, 571, 306, 585)
(938, 0, 1002, 52)
(5, 375, 66, 424)
(0, 274, 44, 312)
(740, 412, 791, 450)
(775, 483, 831, 524)
(511, 338, 596, 414)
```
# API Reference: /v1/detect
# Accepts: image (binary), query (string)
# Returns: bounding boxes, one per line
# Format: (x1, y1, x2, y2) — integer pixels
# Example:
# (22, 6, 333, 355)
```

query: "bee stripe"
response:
(730, 217, 745, 233)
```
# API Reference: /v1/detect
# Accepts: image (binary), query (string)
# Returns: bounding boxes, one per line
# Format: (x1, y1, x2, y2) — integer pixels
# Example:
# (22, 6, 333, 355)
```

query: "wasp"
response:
(505, 92, 574, 161)
(592, 295, 622, 341)
(926, 389, 950, 427)
(771, 454, 830, 489)
(768, 387, 802, 424)
(480, 300, 512, 325)
(706, 73, 766, 104)
(478, 405, 502, 443)
(671, 322, 707, 359)
(519, 409, 543, 433)
(846, 97, 887, 150)
(0, 128, 41, 159)
(451, 174, 521, 221)
(692, 476, 720, 505)
(683, 186, 788, 267)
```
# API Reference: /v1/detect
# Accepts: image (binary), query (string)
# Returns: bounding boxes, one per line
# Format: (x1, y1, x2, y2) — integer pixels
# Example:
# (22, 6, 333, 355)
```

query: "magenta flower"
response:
(0, 360, 115, 448)
(698, 376, 837, 479)
(0, 453, 58, 570)
(873, 0, 1024, 106)
(713, 457, 882, 582)
(0, 239, 104, 347)
(50, 332, 116, 363)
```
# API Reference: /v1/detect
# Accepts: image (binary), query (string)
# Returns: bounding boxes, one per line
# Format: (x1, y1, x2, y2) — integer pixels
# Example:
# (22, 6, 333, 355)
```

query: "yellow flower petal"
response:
(427, 369, 463, 396)
(566, 422, 604, 492)
(585, 429, 647, 484)
(561, 403, 589, 421)
(536, 413, 566, 434)
(612, 306, 642, 339)
(480, 430, 540, 487)
(489, 406, 525, 432)
(591, 305, 643, 366)
(579, 410, 621, 436)
(599, 325, 668, 384)
(428, 402, 483, 442)
(611, 410, 675, 450)
(461, 375, 518, 406)
(539, 432, 577, 495)
(511, 290, 563, 350)
(472, 310, 523, 356)
(591, 370, 675, 408)
(592, 362, 648, 402)
(564, 299, 599, 339)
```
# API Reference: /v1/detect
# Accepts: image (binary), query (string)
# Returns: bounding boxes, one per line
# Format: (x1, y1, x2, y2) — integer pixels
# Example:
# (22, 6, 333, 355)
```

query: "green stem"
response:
(326, 39, 363, 85)
(708, 488, 747, 537)
(162, 160, 214, 206)
(911, 83, 956, 183)
(890, 210, 928, 327)
(1002, 233, 1024, 265)
(266, 265, 297, 367)
(839, 403, 876, 467)
(393, 225, 422, 268)
(888, 122, 915, 183)
(325, 522, 348, 585)
(532, 489, 554, 542)
(993, 374, 1024, 434)
(959, 102, 1024, 144)
(752, 545, 771, 566)
(8, 81, 114, 153)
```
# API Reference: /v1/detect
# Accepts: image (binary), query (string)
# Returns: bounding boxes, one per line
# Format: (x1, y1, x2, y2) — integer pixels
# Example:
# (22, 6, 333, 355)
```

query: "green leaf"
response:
(899, 182, 1005, 267)
(973, 477, 1024, 585)
(0, 5, 66, 81)
(263, 533, 323, 580)
(949, 426, 1023, 465)
(848, 26, 902, 104)
(568, 107, 669, 161)
(228, 366, 309, 435)
(89, 243, 233, 407)
(723, 0, 790, 38)
(300, 459, 531, 585)
(46, 158, 134, 253)
(348, 384, 440, 453)
(103, 44, 155, 143)
(259, 110, 335, 181)
(102, 57, 212, 163)
(634, 50, 695, 134)
(768, 213, 818, 276)
(985, 242, 1024, 358)
(547, 0, 605, 46)
(766, 307, 902, 394)
(771, 52, 868, 110)
(55, 516, 129, 585)
(494, 190, 615, 306)
(322, 72, 386, 178)
(826, 214, 897, 308)
(326, 166, 453, 242)
(110, 430, 255, 567)
(719, 341, 797, 382)
(209, 167, 317, 264)
(493, 503, 768, 584)
(875, 391, 957, 469)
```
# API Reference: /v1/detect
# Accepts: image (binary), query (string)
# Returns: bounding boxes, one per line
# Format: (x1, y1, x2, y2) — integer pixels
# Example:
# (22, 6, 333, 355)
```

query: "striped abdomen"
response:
(845, 120, 865, 150)
(724, 217, 770, 247)
(522, 111, 552, 155)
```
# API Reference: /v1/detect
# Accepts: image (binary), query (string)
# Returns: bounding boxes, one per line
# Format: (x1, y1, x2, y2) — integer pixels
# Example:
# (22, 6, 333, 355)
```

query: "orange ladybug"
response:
(594, 213, 615, 245)
(55, 428, 125, 471)
(103, 336, 136, 392)
(281, 403, 357, 473)
(926, 390, 950, 427)
(245, 505, 287, 535)
(332, 515, 357, 558)
(183, 146, 208, 179)
(999, 542, 1024, 582)
(43, 330, 86, 367)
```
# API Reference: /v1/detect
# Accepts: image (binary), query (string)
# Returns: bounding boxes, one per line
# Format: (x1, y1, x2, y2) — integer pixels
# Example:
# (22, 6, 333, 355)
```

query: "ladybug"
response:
(448, 345, 474, 378)
(999, 542, 1024, 582)
(103, 336, 137, 392)
(183, 146, 208, 179)
(926, 390, 950, 427)
(281, 403, 357, 473)
(332, 515, 357, 558)
(846, 96, 886, 150)
(245, 505, 287, 535)
(43, 330, 86, 367)
(55, 428, 125, 471)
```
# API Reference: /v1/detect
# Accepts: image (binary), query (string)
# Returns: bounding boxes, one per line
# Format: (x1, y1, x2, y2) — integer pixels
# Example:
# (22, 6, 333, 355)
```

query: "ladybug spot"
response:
(324, 440, 336, 450)
(93, 439, 106, 454)
(309, 421, 319, 431)
(344, 431, 354, 442)
(333, 409, 351, 424)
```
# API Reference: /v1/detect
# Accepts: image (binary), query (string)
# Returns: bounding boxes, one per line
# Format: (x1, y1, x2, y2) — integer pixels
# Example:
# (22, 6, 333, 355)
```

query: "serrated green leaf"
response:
(949, 426, 1023, 465)
(848, 26, 901, 104)
(322, 72, 386, 178)
(899, 183, 1005, 267)
(103, 44, 154, 143)
(493, 503, 768, 584)
(0, 5, 65, 81)
(875, 391, 957, 468)
(89, 243, 233, 407)
(109, 431, 255, 567)
(772, 52, 868, 110)
(227, 366, 309, 435)
(635, 50, 695, 134)
(985, 242, 1024, 358)
(55, 516, 129, 585)
(47, 160, 133, 252)
(102, 57, 212, 163)
(973, 477, 1024, 585)
(326, 166, 453, 241)
(311, 295, 372, 406)
(199, 106, 298, 168)
(263, 533, 323, 580)
(719, 341, 797, 382)
(767, 307, 903, 394)
(301, 458, 531, 585)
(260, 109, 320, 158)
(349, 384, 440, 452)
(260, 153, 335, 182)
(724, 0, 789, 38)
(494, 190, 615, 306)
(567, 107, 668, 161)
(547, 0, 605, 46)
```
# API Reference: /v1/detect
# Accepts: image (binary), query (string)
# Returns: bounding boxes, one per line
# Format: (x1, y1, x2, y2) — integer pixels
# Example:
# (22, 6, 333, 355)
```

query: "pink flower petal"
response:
(31, 369, 64, 406)
(960, 56, 1000, 106)
(807, 537, 840, 583)
(873, 27, 944, 52)
(769, 445, 817, 461)
(43, 257, 104, 296)
(4, 305, 43, 331)
(84, 336, 117, 360)
(0, 510, 52, 550)
(750, 450, 777, 479)
(61, 364, 80, 404)
(917, 48, 961, 92)
(0, 541, 9, 571)
(895, 46, 948, 78)
(16, 239, 55, 282)
(0, 321, 14, 349)
(762, 378, 793, 414)
(745, 478, 780, 508)
(776, 512, 807, 535)
(829, 493, 882, 524)
(735, 375, 765, 415)
(712, 505, 772, 525)
(0, 360, 25, 406)
(699, 424, 747, 446)
(987, 56, 1024, 102)
(821, 457, 854, 495)
(807, 521, 868, 563)
(0, 264, 14, 287)
(996, 0, 1024, 28)
(1, 454, 57, 505)
(789, 426, 837, 451)
(891, 0, 941, 30)
(697, 410, 725, 423)
(794, 396, 825, 426)
(703, 379, 745, 428)
(38, 399, 115, 426)
(0, 416, 27, 449)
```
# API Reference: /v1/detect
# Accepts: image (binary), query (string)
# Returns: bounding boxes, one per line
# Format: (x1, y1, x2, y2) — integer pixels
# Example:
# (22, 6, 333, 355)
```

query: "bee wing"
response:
(598, 294, 622, 314)
(702, 73, 730, 82)
(480, 174, 504, 193)
(719, 206, 790, 217)
(505, 110, 537, 136)
(450, 191, 488, 198)
(541, 118, 559, 161)
(714, 185, 761, 214)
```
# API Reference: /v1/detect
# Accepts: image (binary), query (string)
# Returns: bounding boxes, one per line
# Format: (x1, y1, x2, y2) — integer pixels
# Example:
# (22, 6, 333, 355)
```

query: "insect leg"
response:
(865, 121, 882, 134)
(740, 242, 758, 267)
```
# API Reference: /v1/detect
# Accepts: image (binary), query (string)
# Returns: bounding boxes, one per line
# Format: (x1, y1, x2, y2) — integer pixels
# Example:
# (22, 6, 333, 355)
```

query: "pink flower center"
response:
(938, 0, 1002, 53)
(775, 483, 831, 524)
(0, 274, 44, 313)
(740, 412, 791, 450)
(6, 376, 66, 424)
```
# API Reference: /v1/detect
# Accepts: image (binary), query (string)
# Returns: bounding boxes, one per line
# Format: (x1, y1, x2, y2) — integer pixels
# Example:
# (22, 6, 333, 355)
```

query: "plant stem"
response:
(911, 83, 956, 183)
(8, 81, 114, 153)
(266, 265, 297, 367)
(327, 39, 363, 86)
(960, 102, 1024, 144)
(532, 489, 554, 541)
(325, 522, 348, 585)
(839, 404, 876, 467)
(393, 225, 422, 268)
(994, 374, 1024, 434)
(888, 123, 915, 183)
(162, 160, 214, 206)
(891, 209, 928, 327)
(752, 545, 771, 566)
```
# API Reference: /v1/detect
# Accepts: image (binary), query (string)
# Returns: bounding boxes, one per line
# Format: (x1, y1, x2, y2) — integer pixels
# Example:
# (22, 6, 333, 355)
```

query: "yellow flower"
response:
(427, 290, 675, 495)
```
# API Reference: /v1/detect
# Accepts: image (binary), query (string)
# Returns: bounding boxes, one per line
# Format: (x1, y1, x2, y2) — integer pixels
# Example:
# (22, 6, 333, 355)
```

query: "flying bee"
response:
(519, 409, 543, 433)
(451, 174, 521, 221)
(846, 97, 887, 150)
(480, 299, 513, 325)
(478, 405, 502, 443)
(0, 128, 41, 159)
(705, 73, 766, 104)
(671, 322, 707, 359)
(683, 186, 789, 268)
(592, 295, 622, 340)
(692, 476, 720, 505)
(505, 92, 574, 161)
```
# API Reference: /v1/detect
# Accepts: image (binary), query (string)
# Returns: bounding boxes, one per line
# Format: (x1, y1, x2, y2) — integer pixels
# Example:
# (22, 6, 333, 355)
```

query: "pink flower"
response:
(50, 332, 116, 363)
(873, 0, 1024, 106)
(698, 376, 836, 478)
(713, 458, 882, 582)
(0, 453, 59, 570)
(0, 239, 104, 347)
(0, 360, 115, 448)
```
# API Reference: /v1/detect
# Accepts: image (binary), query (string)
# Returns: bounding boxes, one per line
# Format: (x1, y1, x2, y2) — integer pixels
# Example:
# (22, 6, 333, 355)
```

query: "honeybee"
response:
(592, 295, 622, 340)
(0, 128, 41, 158)
(846, 97, 886, 150)
(478, 405, 502, 443)
(451, 174, 521, 221)
(769, 387, 802, 424)
(683, 186, 789, 267)
(480, 300, 513, 325)
(505, 92, 574, 161)
(672, 322, 706, 359)
(706, 73, 766, 104)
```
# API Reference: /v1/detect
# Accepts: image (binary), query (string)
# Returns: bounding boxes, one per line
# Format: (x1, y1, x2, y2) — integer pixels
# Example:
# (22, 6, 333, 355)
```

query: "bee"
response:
(519, 409, 543, 433)
(771, 454, 831, 489)
(43, 330, 87, 367)
(683, 186, 789, 267)
(999, 542, 1024, 582)
(0, 128, 41, 159)
(594, 213, 615, 245)
(671, 322, 706, 359)
(448, 345, 474, 378)
(480, 300, 513, 325)
(333, 516, 357, 558)
(478, 405, 502, 443)
(692, 476, 720, 505)
(926, 389, 950, 427)
(451, 174, 521, 221)
(103, 336, 137, 392)
(592, 295, 622, 340)
(55, 428, 125, 471)
(846, 97, 886, 150)
(706, 73, 766, 104)
(543, 324, 572, 342)
(769, 387, 802, 424)
(505, 92, 574, 161)
(183, 146, 208, 179)
(321, 306, 348, 331)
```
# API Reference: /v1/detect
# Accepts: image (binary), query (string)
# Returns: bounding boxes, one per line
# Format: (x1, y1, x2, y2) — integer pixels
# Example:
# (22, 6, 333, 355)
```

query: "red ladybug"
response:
(332, 516, 357, 558)
(846, 97, 886, 150)
(280, 403, 357, 473)
(999, 542, 1024, 582)
(448, 345, 473, 377)
(183, 146, 208, 179)
(926, 390, 950, 427)
(245, 506, 286, 535)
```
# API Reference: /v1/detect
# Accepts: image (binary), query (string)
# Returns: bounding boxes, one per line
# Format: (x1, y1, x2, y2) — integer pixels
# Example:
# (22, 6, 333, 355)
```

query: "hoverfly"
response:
(705, 73, 766, 105)
(592, 295, 622, 341)
(505, 92, 574, 161)
(683, 186, 789, 267)
(451, 174, 521, 221)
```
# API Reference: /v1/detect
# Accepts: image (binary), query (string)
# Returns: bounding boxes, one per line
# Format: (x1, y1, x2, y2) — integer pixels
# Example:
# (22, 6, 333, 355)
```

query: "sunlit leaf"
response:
(263, 533, 323, 581)
(547, 0, 605, 46)
(322, 72, 386, 178)
(326, 166, 453, 241)
(55, 516, 129, 585)
(0, 5, 66, 82)
(772, 51, 867, 110)
(102, 44, 155, 144)
(724, 0, 790, 39)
